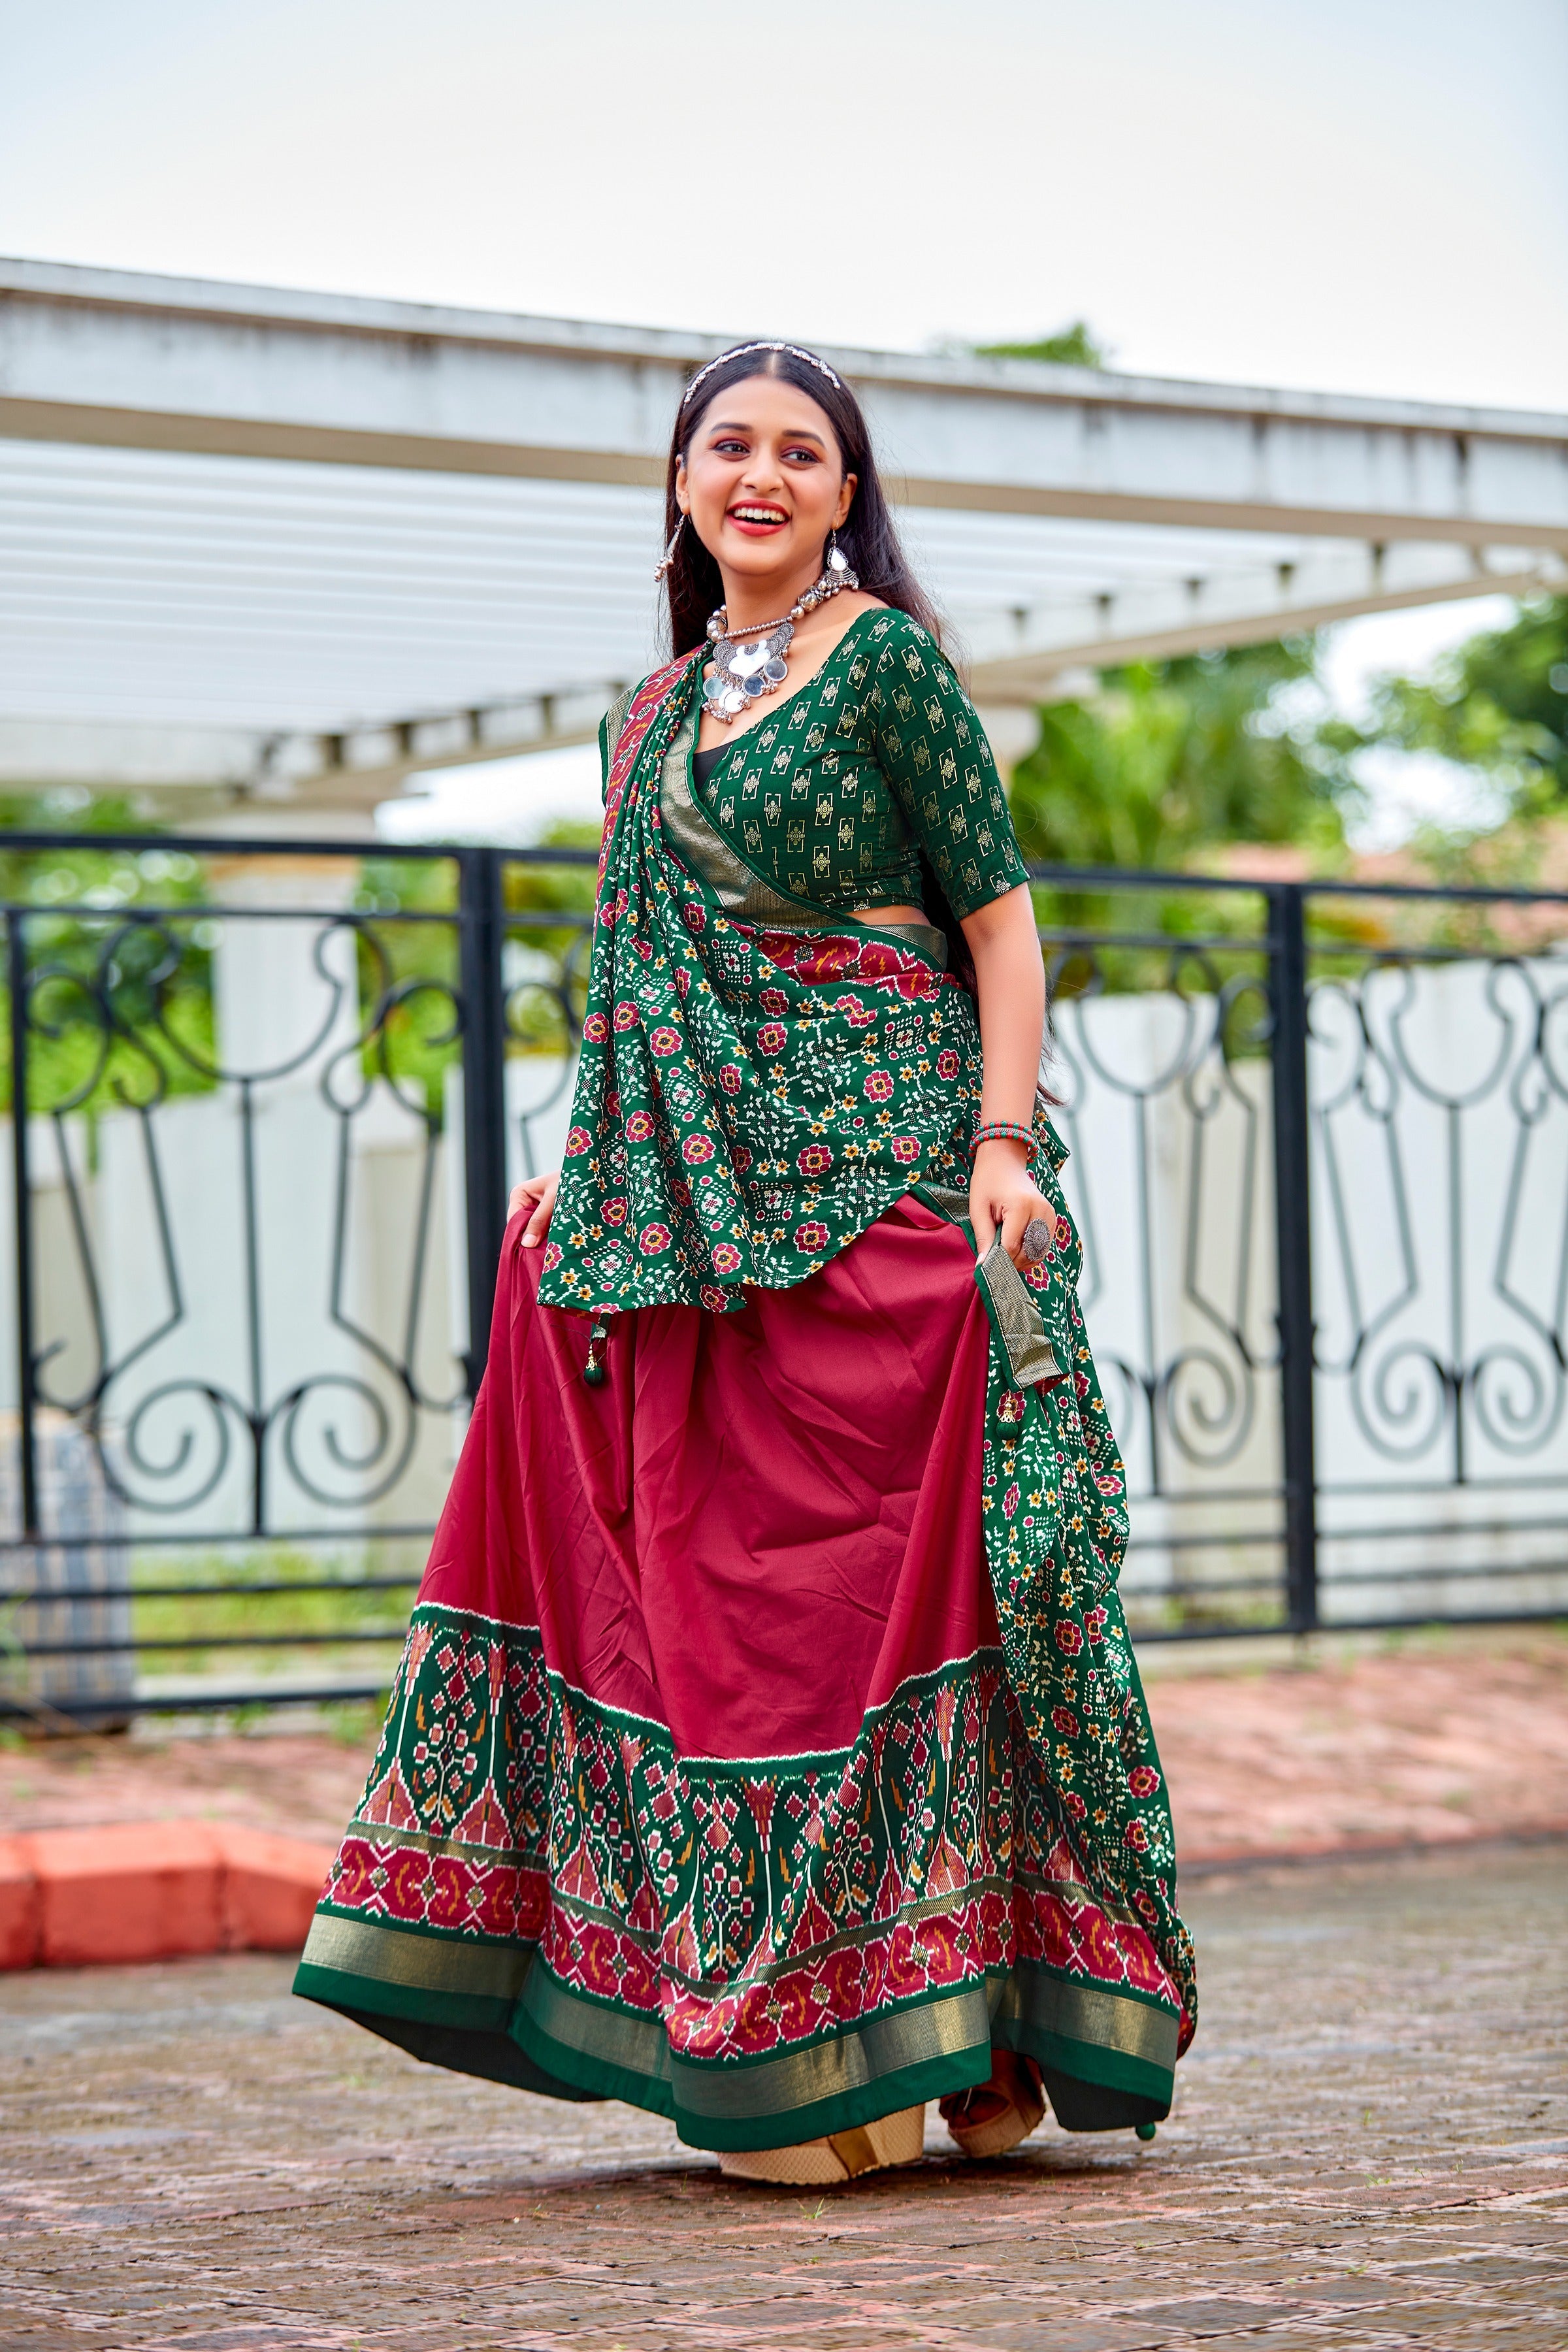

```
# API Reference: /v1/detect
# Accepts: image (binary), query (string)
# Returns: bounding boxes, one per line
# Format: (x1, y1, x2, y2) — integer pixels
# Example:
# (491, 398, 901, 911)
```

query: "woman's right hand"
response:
(510, 1171, 559, 1249)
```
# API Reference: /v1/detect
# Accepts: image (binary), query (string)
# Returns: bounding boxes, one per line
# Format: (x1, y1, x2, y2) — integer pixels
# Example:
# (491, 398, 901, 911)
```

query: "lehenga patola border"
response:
(296, 1604, 1185, 2146)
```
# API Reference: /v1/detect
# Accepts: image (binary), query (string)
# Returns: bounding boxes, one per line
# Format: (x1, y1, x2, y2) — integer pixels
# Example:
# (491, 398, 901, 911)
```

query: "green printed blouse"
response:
(686, 608, 1028, 919)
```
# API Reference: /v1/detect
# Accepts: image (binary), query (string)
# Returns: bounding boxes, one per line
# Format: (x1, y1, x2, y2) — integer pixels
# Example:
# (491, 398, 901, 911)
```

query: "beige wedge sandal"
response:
(717, 2102, 926, 2185)
(939, 2051, 1045, 2159)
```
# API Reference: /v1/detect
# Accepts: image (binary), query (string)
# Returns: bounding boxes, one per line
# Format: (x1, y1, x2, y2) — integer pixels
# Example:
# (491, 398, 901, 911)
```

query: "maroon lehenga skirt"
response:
(295, 1196, 1188, 2149)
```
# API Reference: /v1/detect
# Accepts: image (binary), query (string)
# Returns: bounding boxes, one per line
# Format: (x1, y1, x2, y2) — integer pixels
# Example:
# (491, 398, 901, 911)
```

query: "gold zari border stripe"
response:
(994, 1967, 1179, 2068)
(671, 1985, 992, 2121)
(523, 1966, 674, 2085)
(302, 1927, 1177, 2103)
(527, 1966, 991, 2121)
(301, 1913, 532, 2003)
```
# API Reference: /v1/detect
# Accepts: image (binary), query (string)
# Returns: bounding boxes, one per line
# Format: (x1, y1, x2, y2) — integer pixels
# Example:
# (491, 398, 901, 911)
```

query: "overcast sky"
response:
(2, 0, 1564, 410)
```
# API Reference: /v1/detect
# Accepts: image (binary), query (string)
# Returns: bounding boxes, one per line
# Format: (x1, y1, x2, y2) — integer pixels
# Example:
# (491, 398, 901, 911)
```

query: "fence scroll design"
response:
(0, 831, 1563, 1720)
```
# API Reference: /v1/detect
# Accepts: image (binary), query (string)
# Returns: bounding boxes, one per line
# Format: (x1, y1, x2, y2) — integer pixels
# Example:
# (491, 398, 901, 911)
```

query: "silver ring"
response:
(1022, 1217, 1053, 1262)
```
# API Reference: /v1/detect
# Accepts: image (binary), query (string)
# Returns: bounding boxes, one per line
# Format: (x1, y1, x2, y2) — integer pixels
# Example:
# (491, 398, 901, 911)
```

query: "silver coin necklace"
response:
(702, 539, 859, 724)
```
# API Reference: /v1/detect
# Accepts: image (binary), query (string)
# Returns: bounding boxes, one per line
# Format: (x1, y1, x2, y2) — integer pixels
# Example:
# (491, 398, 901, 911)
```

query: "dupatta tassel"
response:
(583, 1320, 609, 1388)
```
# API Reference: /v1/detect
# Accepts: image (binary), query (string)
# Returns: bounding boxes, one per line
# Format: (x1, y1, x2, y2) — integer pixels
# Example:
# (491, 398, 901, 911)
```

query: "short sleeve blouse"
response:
(688, 608, 1030, 919)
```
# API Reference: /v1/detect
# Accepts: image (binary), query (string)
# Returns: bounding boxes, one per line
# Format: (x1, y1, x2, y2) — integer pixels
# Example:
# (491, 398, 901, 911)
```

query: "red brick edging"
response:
(0, 1821, 333, 1969)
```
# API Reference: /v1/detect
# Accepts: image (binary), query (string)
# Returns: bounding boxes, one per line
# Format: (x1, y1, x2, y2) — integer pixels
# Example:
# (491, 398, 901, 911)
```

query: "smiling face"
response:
(675, 372, 857, 614)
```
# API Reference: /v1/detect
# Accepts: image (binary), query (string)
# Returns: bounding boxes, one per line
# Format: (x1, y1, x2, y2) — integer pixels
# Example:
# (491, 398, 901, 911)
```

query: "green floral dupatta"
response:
(537, 650, 980, 1313)
(538, 650, 1198, 2068)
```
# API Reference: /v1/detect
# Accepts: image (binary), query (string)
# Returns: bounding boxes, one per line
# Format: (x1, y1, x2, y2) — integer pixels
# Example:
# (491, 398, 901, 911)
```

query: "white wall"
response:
(5, 948, 1566, 1627)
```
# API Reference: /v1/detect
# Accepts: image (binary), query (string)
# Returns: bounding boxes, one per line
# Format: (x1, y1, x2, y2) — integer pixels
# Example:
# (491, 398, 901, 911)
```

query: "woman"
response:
(296, 341, 1196, 2184)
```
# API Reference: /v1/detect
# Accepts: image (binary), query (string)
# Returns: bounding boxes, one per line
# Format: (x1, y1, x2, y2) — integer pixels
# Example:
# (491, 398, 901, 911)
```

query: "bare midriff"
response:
(851, 904, 927, 926)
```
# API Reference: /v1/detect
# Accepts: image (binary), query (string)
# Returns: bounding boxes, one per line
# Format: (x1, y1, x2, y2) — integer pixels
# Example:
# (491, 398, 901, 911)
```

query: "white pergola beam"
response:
(0, 689, 615, 808)
(966, 542, 1561, 697)
(4, 259, 1566, 551)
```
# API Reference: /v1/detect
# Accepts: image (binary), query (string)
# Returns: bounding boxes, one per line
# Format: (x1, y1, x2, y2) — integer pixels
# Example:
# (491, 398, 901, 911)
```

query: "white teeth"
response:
(733, 508, 785, 523)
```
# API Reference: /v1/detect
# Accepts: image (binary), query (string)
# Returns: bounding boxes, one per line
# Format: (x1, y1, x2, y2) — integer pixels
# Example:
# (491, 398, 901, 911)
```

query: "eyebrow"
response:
(708, 418, 828, 446)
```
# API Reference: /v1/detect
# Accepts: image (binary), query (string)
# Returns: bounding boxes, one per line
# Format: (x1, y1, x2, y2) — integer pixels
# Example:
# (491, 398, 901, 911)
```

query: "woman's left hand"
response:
(969, 1138, 1058, 1270)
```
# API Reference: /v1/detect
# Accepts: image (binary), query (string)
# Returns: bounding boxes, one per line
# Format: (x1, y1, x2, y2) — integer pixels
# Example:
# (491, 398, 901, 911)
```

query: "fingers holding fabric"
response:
(970, 1139, 1057, 1270)
(998, 1190, 1058, 1269)
(510, 1171, 560, 1248)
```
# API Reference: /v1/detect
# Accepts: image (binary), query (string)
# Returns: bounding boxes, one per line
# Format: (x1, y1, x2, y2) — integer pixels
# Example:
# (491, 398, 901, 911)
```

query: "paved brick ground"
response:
(3, 1842, 1564, 2351)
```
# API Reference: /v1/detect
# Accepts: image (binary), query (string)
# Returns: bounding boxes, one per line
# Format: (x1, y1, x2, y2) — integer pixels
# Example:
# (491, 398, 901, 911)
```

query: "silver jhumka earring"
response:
(653, 515, 685, 581)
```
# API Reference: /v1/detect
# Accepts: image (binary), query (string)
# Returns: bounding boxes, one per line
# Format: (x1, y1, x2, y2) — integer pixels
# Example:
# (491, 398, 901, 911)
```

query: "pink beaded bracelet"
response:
(968, 1120, 1039, 1164)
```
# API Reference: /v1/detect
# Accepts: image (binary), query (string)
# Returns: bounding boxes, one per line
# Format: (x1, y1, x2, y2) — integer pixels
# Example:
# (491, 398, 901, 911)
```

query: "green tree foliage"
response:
(1347, 594, 1568, 814)
(1008, 642, 1355, 872)
(350, 823, 598, 1108)
(0, 792, 214, 1115)
(1005, 642, 1368, 996)
(975, 323, 1109, 369)
(0, 787, 602, 1122)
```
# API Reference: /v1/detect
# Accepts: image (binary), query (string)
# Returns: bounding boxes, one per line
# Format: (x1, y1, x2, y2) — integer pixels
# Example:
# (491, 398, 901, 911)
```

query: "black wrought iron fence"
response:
(1, 832, 1563, 1724)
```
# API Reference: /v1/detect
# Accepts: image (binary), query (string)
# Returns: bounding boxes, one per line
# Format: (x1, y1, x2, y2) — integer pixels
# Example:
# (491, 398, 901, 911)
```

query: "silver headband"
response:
(681, 340, 844, 405)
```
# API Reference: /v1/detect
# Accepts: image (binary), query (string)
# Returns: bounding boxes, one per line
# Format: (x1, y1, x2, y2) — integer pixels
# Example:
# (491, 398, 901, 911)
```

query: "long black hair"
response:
(661, 342, 941, 662)
(662, 343, 975, 987)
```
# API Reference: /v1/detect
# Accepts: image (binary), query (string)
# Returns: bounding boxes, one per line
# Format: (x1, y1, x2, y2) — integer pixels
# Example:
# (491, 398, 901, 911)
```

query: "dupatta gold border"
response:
(914, 1181, 1064, 1391)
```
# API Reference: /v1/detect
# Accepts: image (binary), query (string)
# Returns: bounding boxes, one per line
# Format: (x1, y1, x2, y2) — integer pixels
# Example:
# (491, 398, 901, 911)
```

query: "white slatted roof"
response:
(1, 261, 1563, 813)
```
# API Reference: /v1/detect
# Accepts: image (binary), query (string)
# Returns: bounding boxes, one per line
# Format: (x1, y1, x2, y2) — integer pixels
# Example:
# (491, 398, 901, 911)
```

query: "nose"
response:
(740, 446, 785, 497)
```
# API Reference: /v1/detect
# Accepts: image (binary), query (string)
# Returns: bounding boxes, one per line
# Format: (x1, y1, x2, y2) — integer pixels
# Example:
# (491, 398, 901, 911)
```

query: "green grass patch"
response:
(130, 1543, 419, 1678)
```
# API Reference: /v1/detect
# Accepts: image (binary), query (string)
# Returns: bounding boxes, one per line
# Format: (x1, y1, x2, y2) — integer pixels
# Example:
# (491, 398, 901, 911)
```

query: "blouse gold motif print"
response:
(693, 610, 1030, 919)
